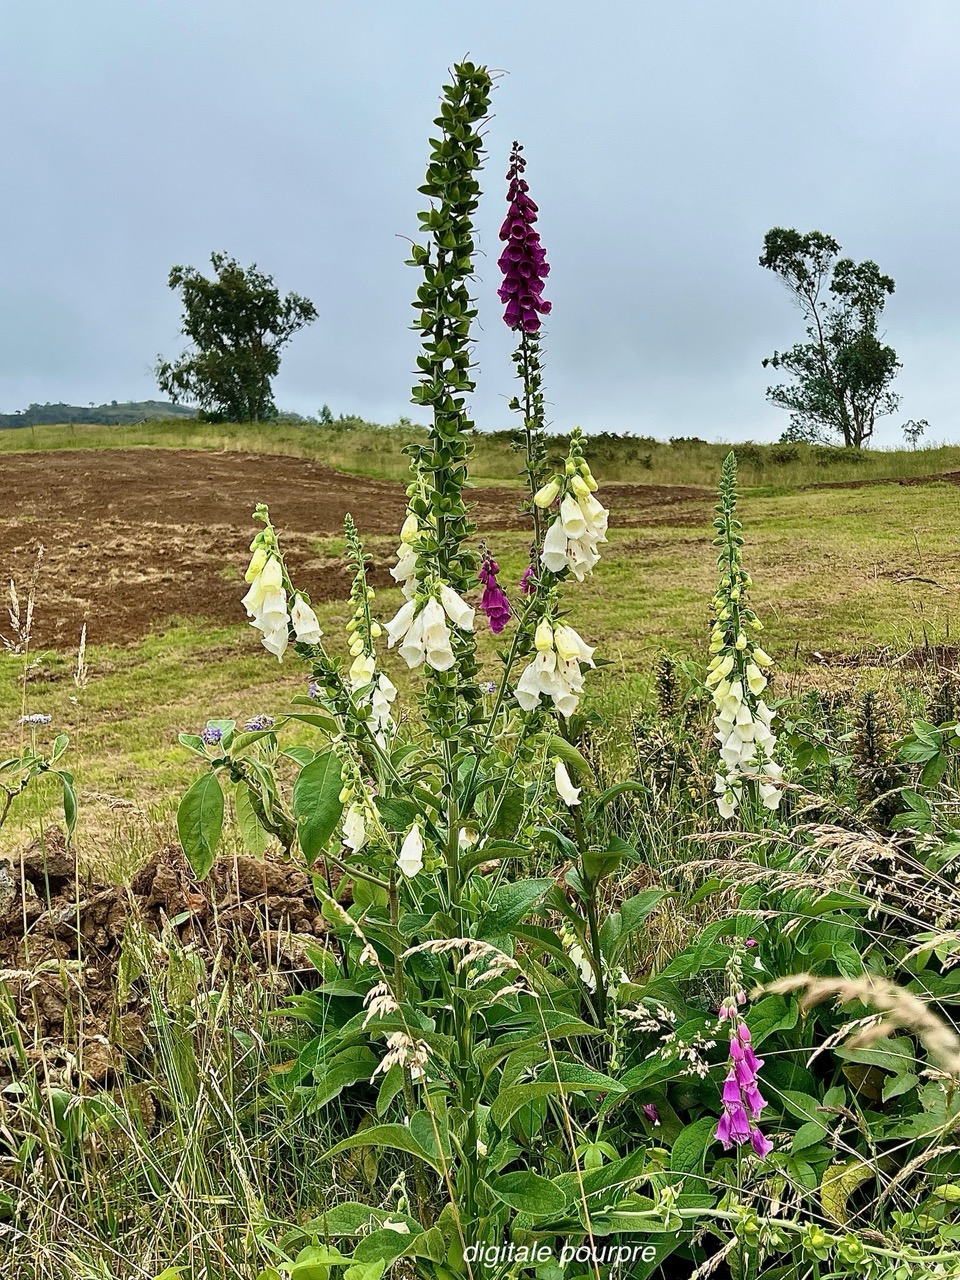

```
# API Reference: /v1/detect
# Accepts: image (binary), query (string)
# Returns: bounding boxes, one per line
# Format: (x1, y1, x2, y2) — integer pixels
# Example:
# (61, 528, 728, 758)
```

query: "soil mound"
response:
(0, 832, 339, 1082)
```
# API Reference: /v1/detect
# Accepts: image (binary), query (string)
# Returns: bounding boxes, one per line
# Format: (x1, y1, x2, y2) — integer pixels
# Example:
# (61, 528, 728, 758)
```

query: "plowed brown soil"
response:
(0, 448, 711, 646)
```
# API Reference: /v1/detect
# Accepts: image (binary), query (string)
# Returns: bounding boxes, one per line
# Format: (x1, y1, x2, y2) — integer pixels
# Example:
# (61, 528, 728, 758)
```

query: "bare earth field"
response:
(0, 448, 711, 647)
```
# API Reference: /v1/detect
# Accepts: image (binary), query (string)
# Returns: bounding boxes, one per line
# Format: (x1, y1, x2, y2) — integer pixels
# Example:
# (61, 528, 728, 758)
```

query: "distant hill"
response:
(0, 400, 198, 429)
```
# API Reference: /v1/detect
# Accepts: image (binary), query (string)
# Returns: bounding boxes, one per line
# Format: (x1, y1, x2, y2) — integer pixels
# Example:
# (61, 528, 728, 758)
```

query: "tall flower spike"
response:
(344, 514, 397, 742)
(497, 141, 551, 333)
(241, 506, 289, 660)
(538, 430, 609, 582)
(501, 142, 551, 538)
(714, 1014, 773, 1158)
(708, 453, 783, 821)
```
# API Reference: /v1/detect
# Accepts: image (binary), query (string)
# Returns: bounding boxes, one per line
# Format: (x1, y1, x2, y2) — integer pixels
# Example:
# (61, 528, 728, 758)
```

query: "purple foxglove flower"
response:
(641, 1103, 660, 1125)
(497, 142, 551, 333)
(750, 1128, 773, 1158)
(478, 548, 511, 635)
(715, 1018, 773, 1158)
(519, 565, 537, 595)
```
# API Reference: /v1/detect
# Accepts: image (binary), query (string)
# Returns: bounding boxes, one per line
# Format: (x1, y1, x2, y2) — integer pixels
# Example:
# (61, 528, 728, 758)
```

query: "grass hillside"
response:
(3, 415, 960, 487)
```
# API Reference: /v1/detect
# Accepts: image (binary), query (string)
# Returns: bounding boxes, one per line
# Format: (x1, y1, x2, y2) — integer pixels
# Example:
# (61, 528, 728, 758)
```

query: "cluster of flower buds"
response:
(715, 1008, 772, 1158)
(707, 455, 782, 819)
(497, 141, 551, 333)
(242, 515, 323, 660)
(385, 584, 475, 672)
(515, 617, 595, 716)
(535, 432, 609, 581)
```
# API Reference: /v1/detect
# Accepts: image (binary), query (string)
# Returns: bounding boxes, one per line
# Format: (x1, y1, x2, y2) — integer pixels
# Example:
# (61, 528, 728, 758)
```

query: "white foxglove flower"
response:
(242, 554, 289, 660)
(398, 823, 424, 878)
(370, 673, 397, 731)
(291, 595, 323, 644)
(559, 494, 587, 539)
(553, 624, 595, 667)
(568, 942, 596, 991)
(260, 623, 289, 660)
(541, 519, 569, 574)
(386, 598, 417, 647)
(439, 583, 475, 631)
(421, 597, 455, 671)
(555, 759, 581, 806)
(349, 652, 376, 690)
(342, 804, 367, 852)
(398, 607, 428, 669)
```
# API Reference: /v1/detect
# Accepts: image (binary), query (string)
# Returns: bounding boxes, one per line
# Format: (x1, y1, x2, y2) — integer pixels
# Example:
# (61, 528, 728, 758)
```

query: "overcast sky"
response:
(2, 1, 959, 444)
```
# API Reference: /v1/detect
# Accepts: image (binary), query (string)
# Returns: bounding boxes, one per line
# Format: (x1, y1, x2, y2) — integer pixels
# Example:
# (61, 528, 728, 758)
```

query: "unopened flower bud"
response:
(533, 478, 561, 508)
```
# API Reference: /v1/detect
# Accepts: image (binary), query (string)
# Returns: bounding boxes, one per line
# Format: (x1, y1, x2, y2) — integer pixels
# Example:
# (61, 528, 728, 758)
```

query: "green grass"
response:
(4, 476, 958, 854)
(4, 416, 960, 488)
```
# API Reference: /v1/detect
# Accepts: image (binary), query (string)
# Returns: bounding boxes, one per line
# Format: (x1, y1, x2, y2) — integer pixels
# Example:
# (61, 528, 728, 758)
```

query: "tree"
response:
(760, 228, 900, 448)
(156, 252, 317, 422)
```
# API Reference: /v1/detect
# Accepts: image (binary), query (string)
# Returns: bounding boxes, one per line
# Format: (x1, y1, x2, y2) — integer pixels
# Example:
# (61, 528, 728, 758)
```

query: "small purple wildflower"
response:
(18, 713, 52, 726)
(641, 1103, 660, 1126)
(715, 1019, 772, 1158)
(497, 142, 551, 333)
(201, 725, 223, 746)
(478, 549, 511, 635)
(745, 938, 758, 948)
(308, 681, 320, 700)
(481, 681, 498, 695)
(245, 715, 275, 731)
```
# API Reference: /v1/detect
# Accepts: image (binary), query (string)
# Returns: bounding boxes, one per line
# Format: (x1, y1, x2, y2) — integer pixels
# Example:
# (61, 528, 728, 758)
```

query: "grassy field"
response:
(3, 436, 959, 854)
(5, 416, 960, 487)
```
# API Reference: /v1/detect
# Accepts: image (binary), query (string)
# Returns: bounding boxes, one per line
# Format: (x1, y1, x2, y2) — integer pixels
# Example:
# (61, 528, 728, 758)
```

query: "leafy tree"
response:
(760, 228, 900, 448)
(156, 252, 317, 422)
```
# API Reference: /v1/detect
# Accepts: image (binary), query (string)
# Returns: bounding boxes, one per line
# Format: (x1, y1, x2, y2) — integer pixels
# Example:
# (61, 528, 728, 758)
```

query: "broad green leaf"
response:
(484, 1170, 569, 1215)
(176, 772, 224, 879)
(477, 878, 553, 937)
(491, 1065, 624, 1128)
(324, 1123, 442, 1174)
(544, 734, 592, 777)
(293, 752, 343, 864)
(820, 1159, 874, 1225)
(670, 1116, 716, 1176)
(235, 783, 269, 855)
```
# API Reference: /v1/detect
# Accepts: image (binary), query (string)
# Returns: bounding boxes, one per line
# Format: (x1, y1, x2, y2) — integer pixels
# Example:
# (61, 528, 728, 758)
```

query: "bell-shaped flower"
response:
(439, 583, 475, 631)
(386, 598, 417, 648)
(349, 652, 376, 690)
(398, 607, 428, 669)
(418, 596, 454, 671)
(553, 624, 595, 667)
(371, 673, 397, 729)
(559, 494, 587, 539)
(535, 618, 555, 651)
(541, 519, 569, 574)
(398, 823, 424, 878)
(291, 595, 323, 644)
(555, 758, 581, 806)
(342, 805, 367, 852)
(244, 546, 268, 583)
(261, 623, 289, 661)
(745, 663, 766, 696)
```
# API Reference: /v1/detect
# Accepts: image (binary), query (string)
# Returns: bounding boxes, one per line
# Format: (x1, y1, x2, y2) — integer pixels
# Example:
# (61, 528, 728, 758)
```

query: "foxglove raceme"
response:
(715, 1018, 772, 1158)
(478, 549, 511, 634)
(497, 142, 551, 333)
(514, 618, 595, 717)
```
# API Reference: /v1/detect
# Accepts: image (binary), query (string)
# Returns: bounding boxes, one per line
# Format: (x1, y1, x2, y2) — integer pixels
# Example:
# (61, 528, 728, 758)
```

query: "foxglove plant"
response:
(174, 64, 661, 1274)
(707, 452, 783, 820)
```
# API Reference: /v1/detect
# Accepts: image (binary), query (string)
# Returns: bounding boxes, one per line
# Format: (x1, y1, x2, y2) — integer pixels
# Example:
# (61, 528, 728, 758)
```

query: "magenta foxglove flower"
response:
(641, 1103, 660, 1125)
(478, 549, 511, 635)
(497, 142, 551, 333)
(519, 565, 537, 595)
(715, 1019, 772, 1158)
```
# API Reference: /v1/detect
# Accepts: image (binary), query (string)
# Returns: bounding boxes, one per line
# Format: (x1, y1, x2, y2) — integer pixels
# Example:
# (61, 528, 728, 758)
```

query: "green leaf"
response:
(484, 1170, 569, 1216)
(670, 1116, 716, 1176)
(235, 783, 269, 855)
(293, 752, 343, 865)
(177, 733, 207, 755)
(324, 1123, 442, 1174)
(476, 879, 553, 937)
(544, 735, 592, 778)
(59, 771, 77, 838)
(491, 1065, 624, 1128)
(176, 772, 224, 879)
